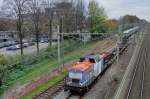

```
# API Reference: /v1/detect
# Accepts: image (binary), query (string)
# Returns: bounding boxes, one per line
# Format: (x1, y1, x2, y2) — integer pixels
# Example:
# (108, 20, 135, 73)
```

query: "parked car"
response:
(28, 42, 35, 46)
(6, 43, 29, 51)
(0, 40, 17, 48)
(23, 43, 29, 47)
(6, 45, 20, 50)
(40, 39, 49, 43)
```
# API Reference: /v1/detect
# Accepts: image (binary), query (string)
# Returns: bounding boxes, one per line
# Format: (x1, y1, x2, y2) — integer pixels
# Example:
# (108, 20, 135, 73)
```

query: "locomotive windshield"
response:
(89, 58, 95, 63)
(79, 57, 95, 63)
(79, 58, 85, 62)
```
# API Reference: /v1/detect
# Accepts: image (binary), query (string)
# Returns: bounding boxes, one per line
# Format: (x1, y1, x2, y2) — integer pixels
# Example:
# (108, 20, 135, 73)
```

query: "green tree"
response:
(88, 0, 107, 33)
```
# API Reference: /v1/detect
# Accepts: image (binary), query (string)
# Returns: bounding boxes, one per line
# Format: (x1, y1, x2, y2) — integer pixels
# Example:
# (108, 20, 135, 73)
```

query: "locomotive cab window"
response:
(95, 56, 101, 62)
(79, 58, 85, 62)
(89, 58, 95, 63)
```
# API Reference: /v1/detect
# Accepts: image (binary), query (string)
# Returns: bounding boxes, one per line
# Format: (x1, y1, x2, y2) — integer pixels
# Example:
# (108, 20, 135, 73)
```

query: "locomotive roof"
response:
(123, 27, 139, 34)
(83, 54, 99, 59)
(69, 61, 92, 71)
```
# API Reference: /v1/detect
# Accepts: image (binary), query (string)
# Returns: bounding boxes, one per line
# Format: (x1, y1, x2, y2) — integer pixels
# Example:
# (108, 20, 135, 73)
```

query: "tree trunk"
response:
(20, 36, 24, 56)
(59, 18, 63, 39)
(35, 18, 40, 54)
(18, 26, 24, 56)
(35, 30, 39, 54)
(0, 79, 2, 87)
(17, 14, 24, 56)
(49, 19, 53, 47)
(0, 70, 5, 87)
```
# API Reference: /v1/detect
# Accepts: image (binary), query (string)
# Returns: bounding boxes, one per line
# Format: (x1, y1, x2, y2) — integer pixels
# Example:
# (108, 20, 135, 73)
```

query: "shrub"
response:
(0, 54, 8, 65)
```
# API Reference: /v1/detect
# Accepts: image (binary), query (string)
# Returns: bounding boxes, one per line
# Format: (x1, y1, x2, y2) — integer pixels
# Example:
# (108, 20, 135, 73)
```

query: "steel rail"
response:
(126, 35, 149, 99)
(126, 38, 146, 99)
(66, 93, 82, 99)
(140, 47, 147, 99)
(140, 36, 150, 99)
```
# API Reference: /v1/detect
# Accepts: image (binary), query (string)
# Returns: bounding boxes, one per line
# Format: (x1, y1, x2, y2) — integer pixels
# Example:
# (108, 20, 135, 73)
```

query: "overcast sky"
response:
(96, 0, 150, 21)
(0, 0, 2, 6)
(0, 0, 150, 21)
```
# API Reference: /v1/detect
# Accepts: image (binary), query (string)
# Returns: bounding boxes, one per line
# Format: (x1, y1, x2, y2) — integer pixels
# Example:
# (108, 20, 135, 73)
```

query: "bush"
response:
(0, 55, 8, 65)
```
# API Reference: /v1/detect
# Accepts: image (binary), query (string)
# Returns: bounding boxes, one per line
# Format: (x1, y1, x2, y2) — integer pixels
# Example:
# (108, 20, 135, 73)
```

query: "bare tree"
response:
(0, 18, 15, 31)
(75, 0, 85, 32)
(42, 0, 54, 47)
(59, 0, 85, 33)
(29, 0, 42, 54)
(55, 0, 79, 33)
(3, 0, 29, 56)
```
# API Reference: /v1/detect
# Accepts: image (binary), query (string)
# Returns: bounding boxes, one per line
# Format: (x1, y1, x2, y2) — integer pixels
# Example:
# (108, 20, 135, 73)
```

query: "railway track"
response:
(66, 93, 83, 99)
(33, 78, 82, 99)
(126, 34, 150, 99)
(33, 79, 65, 99)
(51, 89, 83, 99)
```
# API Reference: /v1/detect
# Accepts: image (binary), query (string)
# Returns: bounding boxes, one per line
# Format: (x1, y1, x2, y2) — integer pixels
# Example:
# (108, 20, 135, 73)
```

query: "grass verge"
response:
(22, 71, 67, 99)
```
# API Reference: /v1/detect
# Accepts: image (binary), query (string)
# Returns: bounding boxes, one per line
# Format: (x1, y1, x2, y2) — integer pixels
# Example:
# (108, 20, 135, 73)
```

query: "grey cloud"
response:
(96, 0, 150, 21)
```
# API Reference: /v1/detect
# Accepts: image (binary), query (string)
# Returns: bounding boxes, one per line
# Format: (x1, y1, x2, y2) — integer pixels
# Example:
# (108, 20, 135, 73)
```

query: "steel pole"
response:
(57, 25, 61, 70)
(117, 26, 122, 63)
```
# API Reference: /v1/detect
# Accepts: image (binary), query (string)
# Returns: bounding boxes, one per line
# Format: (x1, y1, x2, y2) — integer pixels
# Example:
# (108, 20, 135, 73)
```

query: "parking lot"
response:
(0, 43, 49, 56)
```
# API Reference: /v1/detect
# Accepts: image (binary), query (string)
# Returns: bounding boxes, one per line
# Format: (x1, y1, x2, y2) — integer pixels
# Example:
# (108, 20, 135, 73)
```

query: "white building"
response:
(0, 31, 17, 48)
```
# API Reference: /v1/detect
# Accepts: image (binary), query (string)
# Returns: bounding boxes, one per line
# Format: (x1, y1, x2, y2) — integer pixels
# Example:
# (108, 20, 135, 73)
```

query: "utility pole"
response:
(57, 25, 61, 71)
(133, 32, 136, 45)
(60, 16, 64, 67)
(137, 31, 141, 44)
(117, 25, 122, 63)
(117, 40, 120, 64)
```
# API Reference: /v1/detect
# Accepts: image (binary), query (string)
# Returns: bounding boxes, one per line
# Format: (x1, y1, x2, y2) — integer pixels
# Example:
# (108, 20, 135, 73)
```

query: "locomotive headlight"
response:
(67, 81, 72, 84)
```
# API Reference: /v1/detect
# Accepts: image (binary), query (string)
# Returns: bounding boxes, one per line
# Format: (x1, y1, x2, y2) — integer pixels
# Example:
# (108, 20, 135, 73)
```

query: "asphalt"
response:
(0, 43, 48, 56)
